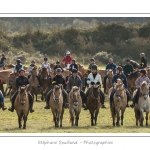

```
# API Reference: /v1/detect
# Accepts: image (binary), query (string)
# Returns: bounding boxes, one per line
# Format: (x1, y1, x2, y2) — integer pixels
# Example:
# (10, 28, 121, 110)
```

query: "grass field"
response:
(1, 94, 150, 133)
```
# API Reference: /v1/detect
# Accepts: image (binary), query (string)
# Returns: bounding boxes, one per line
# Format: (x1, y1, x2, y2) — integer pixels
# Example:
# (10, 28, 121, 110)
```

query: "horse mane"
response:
(127, 71, 139, 80)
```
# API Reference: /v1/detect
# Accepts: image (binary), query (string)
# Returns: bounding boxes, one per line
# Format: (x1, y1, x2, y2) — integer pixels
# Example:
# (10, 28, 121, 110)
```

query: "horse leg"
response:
(140, 110, 144, 126)
(146, 111, 148, 126)
(75, 111, 79, 126)
(90, 111, 94, 126)
(95, 109, 99, 126)
(121, 108, 125, 125)
(116, 109, 120, 126)
(17, 113, 22, 128)
(60, 108, 64, 128)
(23, 115, 27, 129)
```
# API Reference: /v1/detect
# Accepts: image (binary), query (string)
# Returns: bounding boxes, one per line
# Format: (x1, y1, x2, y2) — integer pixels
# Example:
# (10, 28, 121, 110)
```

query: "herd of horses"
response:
(0, 60, 150, 129)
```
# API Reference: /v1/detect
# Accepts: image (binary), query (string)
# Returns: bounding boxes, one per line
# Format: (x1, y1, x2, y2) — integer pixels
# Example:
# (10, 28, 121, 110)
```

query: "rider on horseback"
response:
(13, 59, 23, 73)
(8, 68, 34, 113)
(0, 54, 6, 68)
(44, 68, 68, 109)
(85, 64, 106, 109)
(140, 53, 147, 69)
(88, 58, 96, 71)
(69, 59, 78, 72)
(54, 60, 64, 72)
(123, 58, 134, 77)
(110, 66, 130, 107)
(0, 78, 7, 111)
(62, 51, 72, 68)
(41, 57, 51, 76)
(103, 58, 117, 93)
(130, 69, 150, 108)
(67, 68, 86, 108)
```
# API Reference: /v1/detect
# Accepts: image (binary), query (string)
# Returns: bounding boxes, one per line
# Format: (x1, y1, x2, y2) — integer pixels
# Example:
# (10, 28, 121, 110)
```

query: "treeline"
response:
(1, 20, 150, 65)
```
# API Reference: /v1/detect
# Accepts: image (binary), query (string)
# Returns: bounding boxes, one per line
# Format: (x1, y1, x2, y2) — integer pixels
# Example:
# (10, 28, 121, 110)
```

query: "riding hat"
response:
(16, 59, 21, 63)
(91, 64, 97, 70)
(44, 57, 48, 61)
(31, 60, 35, 63)
(18, 68, 25, 73)
(90, 58, 95, 61)
(56, 60, 60, 64)
(72, 59, 75, 62)
(117, 66, 123, 71)
(140, 69, 146, 75)
(72, 68, 78, 73)
(66, 51, 70, 55)
(126, 58, 130, 62)
(56, 68, 62, 72)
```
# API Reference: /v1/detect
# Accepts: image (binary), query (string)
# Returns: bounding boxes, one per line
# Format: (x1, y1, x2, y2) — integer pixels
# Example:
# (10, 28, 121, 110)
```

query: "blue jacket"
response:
(106, 63, 116, 74)
(112, 73, 128, 89)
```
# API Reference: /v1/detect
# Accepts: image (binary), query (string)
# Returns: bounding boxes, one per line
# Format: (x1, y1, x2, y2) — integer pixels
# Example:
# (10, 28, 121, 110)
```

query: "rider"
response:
(110, 66, 130, 108)
(69, 59, 78, 72)
(85, 64, 106, 109)
(62, 51, 72, 68)
(140, 53, 147, 69)
(103, 58, 117, 93)
(27, 60, 40, 87)
(88, 58, 96, 71)
(8, 68, 34, 113)
(0, 54, 6, 68)
(13, 59, 23, 73)
(54, 60, 64, 72)
(41, 57, 51, 76)
(130, 69, 150, 108)
(44, 68, 68, 109)
(67, 68, 86, 108)
(123, 58, 134, 77)
(0, 78, 7, 111)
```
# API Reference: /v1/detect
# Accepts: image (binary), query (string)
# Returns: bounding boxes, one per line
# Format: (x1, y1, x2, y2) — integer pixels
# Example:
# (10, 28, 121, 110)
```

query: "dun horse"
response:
(110, 79, 127, 126)
(14, 86, 29, 129)
(86, 84, 101, 126)
(69, 86, 82, 126)
(105, 69, 114, 94)
(50, 85, 64, 128)
(134, 81, 150, 126)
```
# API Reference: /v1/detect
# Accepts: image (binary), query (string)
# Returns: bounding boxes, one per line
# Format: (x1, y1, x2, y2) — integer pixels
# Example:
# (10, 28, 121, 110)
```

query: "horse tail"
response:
(110, 106, 116, 118)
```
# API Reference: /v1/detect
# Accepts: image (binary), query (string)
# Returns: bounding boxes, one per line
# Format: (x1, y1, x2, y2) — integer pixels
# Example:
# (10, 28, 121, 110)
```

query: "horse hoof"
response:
(23, 127, 26, 129)
(146, 123, 148, 126)
(60, 125, 62, 128)
(121, 123, 123, 125)
(136, 123, 138, 126)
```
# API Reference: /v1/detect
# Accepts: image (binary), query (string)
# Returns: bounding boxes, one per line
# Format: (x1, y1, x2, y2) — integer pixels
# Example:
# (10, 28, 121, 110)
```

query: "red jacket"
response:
(62, 56, 72, 64)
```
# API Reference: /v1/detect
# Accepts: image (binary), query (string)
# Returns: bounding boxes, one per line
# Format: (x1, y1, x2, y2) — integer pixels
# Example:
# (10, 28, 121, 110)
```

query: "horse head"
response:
(18, 86, 28, 105)
(107, 69, 114, 80)
(41, 67, 49, 80)
(53, 85, 62, 103)
(140, 81, 149, 100)
(91, 84, 100, 101)
(70, 86, 80, 106)
(31, 66, 38, 77)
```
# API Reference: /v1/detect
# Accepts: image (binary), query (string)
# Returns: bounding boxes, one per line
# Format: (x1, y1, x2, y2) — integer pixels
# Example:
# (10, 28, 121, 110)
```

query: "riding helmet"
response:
(91, 64, 97, 70)
(72, 68, 78, 73)
(31, 60, 35, 63)
(117, 66, 123, 71)
(16, 59, 21, 63)
(56, 68, 62, 72)
(72, 59, 75, 62)
(44, 57, 48, 61)
(140, 69, 146, 75)
(126, 58, 130, 62)
(18, 68, 25, 73)
(90, 58, 95, 61)
(56, 60, 60, 64)
(66, 51, 70, 55)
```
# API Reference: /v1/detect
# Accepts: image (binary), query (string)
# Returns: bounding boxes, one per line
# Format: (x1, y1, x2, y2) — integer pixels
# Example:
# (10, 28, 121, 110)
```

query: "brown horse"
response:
(40, 68, 51, 101)
(28, 66, 40, 101)
(86, 84, 101, 126)
(69, 86, 82, 126)
(127, 71, 140, 97)
(50, 85, 64, 127)
(134, 81, 150, 126)
(14, 86, 29, 129)
(111, 79, 127, 126)
(105, 69, 114, 94)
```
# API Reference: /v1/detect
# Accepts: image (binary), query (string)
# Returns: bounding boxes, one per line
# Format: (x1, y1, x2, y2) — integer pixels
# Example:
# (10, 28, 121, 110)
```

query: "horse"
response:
(127, 71, 140, 97)
(69, 86, 82, 126)
(50, 85, 64, 128)
(86, 84, 101, 126)
(110, 79, 127, 126)
(14, 86, 29, 129)
(28, 66, 40, 101)
(105, 69, 114, 94)
(134, 81, 150, 126)
(39, 67, 51, 101)
(130, 60, 140, 69)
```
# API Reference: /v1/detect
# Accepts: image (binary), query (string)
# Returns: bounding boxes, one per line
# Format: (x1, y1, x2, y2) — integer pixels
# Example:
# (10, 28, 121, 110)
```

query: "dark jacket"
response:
(69, 64, 78, 72)
(140, 57, 147, 68)
(0, 57, 6, 64)
(112, 73, 128, 89)
(54, 65, 64, 72)
(123, 64, 134, 76)
(16, 76, 29, 89)
(67, 75, 82, 91)
(106, 63, 117, 74)
(52, 75, 65, 85)
(88, 63, 96, 70)
(14, 63, 23, 72)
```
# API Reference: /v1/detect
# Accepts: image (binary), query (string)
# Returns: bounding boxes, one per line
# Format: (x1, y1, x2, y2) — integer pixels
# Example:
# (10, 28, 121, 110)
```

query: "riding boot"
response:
(44, 90, 52, 109)
(28, 92, 34, 113)
(1, 102, 7, 111)
(130, 88, 140, 108)
(100, 90, 106, 108)
(84, 88, 91, 110)
(28, 75, 31, 79)
(80, 90, 86, 108)
(110, 88, 115, 108)
(62, 89, 69, 108)
(8, 91, 18, 112)
(103, 75, 108, 93)
(126, 89, 131, 107)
